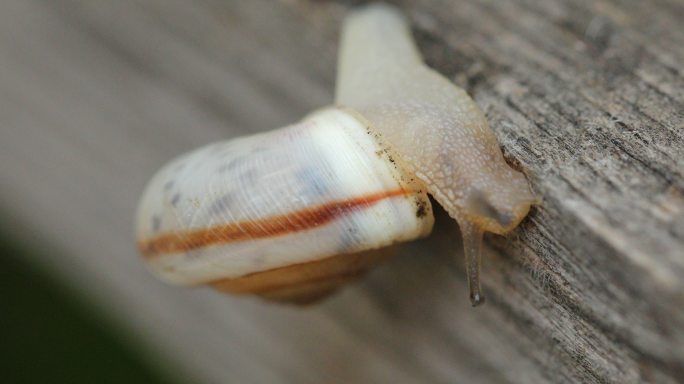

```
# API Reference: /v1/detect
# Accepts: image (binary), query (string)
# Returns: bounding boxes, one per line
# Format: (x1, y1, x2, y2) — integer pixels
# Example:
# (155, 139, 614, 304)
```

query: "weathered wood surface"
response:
(1, 0, 683, 382)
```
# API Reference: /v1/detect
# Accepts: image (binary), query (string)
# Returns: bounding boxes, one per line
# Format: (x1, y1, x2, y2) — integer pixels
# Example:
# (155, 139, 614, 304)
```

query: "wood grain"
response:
(1, 0, 682, 382)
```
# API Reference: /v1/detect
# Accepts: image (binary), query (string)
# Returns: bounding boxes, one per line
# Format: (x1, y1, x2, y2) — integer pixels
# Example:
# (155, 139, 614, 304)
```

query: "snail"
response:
(136, 4, 536, 306)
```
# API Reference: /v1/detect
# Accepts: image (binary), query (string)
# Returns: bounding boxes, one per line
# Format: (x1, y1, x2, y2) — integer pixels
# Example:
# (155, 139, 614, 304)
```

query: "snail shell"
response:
(136, 4, 537, 305)
(137, 109, 434, 304)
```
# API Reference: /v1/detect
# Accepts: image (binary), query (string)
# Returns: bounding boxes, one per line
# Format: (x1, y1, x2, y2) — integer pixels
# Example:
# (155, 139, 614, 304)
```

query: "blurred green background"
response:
(0, 234, 179, 384)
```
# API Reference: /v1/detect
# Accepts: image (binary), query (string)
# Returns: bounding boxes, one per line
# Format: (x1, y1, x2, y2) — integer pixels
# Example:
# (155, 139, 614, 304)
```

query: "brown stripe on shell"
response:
(211, 247, 395, 304)
(139, 188, 411, 258)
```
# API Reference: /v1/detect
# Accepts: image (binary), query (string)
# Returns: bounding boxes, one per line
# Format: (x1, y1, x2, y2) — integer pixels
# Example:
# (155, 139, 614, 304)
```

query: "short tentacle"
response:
(459, 220, 485, 307)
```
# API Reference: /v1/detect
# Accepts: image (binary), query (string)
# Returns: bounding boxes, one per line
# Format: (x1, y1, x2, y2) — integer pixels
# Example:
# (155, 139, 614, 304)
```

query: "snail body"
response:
(136, 4, 536, 306)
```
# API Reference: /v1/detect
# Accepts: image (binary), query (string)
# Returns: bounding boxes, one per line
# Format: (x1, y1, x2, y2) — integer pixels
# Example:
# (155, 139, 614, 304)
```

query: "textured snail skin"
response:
(337, 5, 537, 305)
(136, 4, 535, 306)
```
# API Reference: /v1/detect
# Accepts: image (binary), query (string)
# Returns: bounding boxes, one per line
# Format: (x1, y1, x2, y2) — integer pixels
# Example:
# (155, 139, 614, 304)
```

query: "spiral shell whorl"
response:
(136, 108, 433, 300)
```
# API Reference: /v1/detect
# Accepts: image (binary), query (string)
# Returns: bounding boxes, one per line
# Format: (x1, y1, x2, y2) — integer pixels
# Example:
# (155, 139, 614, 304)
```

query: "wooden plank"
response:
(1, 0, 682, 382)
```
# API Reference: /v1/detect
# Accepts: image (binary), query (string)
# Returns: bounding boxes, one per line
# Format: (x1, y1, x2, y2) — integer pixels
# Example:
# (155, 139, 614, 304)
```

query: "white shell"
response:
(137, 108, 434, 287)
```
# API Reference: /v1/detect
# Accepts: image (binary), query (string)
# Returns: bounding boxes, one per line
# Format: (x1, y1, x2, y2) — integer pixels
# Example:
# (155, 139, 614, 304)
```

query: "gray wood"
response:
(1, 0, 682, 383)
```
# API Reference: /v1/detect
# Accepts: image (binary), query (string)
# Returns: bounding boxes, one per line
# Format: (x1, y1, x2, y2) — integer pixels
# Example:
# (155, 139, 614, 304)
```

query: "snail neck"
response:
(336, 3, 423, 106)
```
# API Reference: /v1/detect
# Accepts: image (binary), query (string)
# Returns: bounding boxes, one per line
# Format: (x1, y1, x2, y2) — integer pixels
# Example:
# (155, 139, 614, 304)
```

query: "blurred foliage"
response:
(0, 235, 179, 384)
